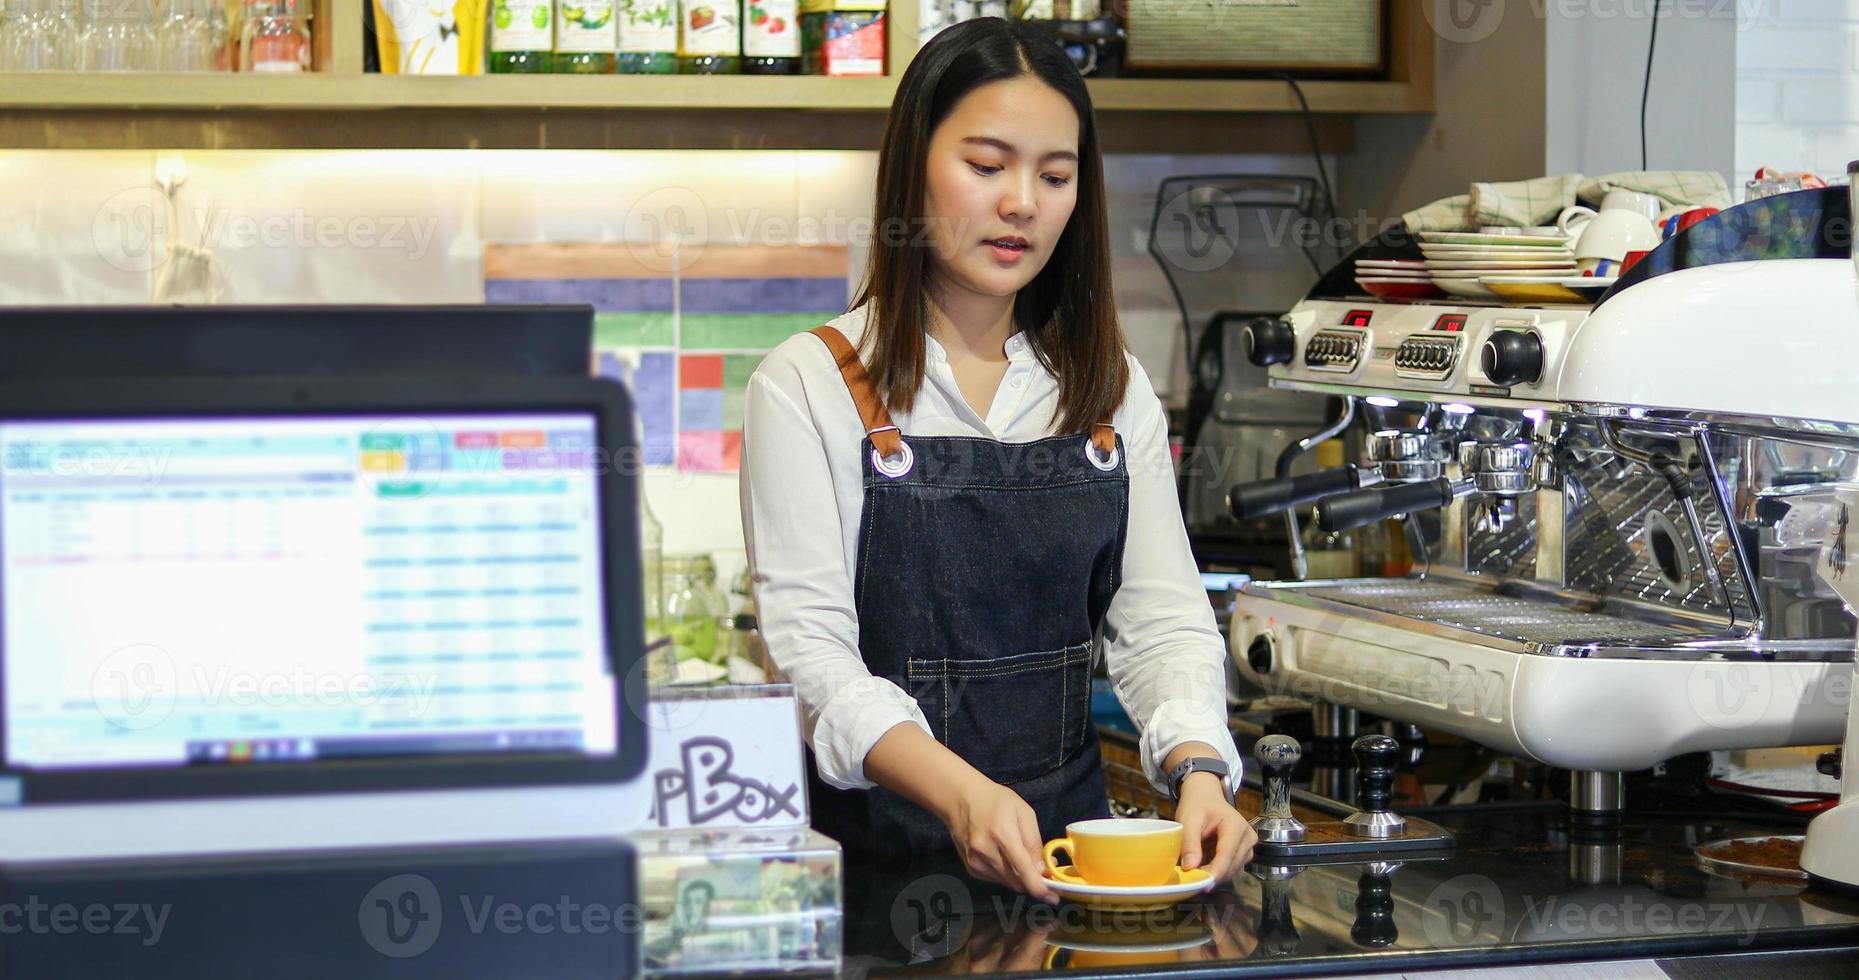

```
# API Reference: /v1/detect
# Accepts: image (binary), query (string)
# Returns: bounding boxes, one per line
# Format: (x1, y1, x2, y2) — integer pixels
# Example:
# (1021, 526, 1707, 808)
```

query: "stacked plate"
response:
(1418, 231, 1577, 301)
(1354, 258, 1442, 301)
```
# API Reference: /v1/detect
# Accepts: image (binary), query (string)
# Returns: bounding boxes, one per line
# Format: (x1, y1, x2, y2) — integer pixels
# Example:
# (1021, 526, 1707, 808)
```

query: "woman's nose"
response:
(999, 173, 1038, 222)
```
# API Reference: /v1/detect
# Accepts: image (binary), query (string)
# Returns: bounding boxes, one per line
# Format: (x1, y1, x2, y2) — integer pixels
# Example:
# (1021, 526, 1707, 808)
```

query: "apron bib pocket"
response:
(907, 642, 1092, 785)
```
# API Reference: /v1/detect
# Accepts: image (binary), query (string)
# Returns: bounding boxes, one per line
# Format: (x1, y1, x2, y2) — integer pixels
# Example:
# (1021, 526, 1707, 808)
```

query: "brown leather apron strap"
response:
(812, 325, 1118, 460)
(811, 326, 904, 459)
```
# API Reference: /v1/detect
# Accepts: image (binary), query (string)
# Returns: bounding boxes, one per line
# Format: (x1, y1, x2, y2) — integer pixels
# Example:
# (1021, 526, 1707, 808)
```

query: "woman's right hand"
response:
(941, 775, 1058, 904)
(863, 723, 1057, 902)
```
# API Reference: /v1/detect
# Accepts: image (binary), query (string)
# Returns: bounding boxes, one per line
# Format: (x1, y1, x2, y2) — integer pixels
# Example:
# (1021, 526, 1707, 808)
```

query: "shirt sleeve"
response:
(739, 359, 933, 791)
(1099, 361, 1246, 800)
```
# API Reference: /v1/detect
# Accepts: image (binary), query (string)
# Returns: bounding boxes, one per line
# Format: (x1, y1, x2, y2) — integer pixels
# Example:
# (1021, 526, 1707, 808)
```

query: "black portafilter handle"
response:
(1353, 734, 1401, 814)
(1227, 465, 1366, 521)
(1316, 477, 1457, 533)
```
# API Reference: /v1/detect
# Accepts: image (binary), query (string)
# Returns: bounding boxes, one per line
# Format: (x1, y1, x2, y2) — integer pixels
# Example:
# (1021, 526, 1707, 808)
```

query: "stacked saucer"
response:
(1418, 230, 1577, 301)
(1354, 258, 1442, 301)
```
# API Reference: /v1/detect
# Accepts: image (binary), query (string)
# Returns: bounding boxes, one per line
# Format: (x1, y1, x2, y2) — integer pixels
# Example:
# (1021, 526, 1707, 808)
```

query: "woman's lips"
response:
(986, 239, 1029, 263)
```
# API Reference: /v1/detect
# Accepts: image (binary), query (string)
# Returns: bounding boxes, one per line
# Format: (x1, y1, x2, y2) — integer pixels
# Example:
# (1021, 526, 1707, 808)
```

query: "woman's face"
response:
(921, 75, 1081, 303)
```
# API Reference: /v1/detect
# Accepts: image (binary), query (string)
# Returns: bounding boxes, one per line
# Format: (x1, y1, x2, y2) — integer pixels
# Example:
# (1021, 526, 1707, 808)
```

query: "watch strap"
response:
(1168, 756, 1231, 802)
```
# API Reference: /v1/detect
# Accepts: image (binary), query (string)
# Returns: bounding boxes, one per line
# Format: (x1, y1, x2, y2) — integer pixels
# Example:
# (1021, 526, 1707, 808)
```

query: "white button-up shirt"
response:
(740, 305, 1244, 799)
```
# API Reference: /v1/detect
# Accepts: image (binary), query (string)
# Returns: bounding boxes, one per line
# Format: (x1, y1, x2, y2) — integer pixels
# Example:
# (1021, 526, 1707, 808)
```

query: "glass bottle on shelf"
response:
(676, 0, 736, 73)
(553, 0, 615, 72)
(239, 0, 307, 71)
(616, 0, 674, 72)
(78, 0, 157, 71)
(488, 0, 552, 72)
(156, 0, 227, 71)
(663, 555, 726, 667)
(740, 0, 794, 74)
(640, 497, 679, 684)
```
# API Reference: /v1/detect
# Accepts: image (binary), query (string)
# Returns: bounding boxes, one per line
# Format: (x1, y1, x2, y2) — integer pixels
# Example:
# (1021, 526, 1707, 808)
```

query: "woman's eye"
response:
(969, 163, 1002, 176)
(1044, 174, 1072, 188)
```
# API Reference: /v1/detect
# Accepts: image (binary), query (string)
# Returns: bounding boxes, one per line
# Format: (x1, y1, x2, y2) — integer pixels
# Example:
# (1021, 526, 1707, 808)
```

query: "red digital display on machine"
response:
(1434, 314, 1468, 333)
(1342, 310, 1373, 328)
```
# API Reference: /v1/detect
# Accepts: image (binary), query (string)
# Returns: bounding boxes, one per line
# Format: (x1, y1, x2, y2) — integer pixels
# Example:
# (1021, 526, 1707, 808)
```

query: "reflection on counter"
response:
(842, 805, 1859, 976)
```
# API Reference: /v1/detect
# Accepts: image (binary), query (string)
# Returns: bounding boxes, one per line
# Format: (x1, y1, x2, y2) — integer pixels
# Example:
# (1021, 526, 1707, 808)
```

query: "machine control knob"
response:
(1342, 734, 1407, 839)
(1251, 734, 1308, 844)
(1820, 749, 1843, 780)
(1480, 330, 1544, 386)
(1243, 317, 1297, 367)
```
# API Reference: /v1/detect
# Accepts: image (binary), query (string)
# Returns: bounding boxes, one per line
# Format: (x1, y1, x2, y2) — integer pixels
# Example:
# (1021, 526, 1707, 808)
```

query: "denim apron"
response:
(802, 326, 1129, 858)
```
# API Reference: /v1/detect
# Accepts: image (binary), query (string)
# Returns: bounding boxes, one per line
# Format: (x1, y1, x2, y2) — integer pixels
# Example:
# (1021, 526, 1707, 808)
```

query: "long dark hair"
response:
(850, 17, 1127, 436)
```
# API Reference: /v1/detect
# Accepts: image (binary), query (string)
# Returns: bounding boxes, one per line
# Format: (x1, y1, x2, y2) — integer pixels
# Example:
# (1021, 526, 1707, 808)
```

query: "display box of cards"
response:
(637, 826, 843, 976)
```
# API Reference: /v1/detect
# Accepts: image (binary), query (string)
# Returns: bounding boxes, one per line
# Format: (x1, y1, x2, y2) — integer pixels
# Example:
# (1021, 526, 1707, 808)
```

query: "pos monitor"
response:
(0, 374, 646, 861)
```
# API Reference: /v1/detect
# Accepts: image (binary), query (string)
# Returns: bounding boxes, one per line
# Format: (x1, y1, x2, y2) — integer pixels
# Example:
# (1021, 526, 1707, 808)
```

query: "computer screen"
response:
(0, 412, 618, 773)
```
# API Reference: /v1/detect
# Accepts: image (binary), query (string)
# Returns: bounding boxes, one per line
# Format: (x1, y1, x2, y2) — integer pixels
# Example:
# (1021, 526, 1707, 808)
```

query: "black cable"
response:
(1273, 72, 1342, 255)
(1641, 0, 1662, 171)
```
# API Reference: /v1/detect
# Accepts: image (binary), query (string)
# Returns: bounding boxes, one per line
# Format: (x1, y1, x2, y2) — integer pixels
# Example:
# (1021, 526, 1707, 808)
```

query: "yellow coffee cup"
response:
(1042, 817, 1183, 887)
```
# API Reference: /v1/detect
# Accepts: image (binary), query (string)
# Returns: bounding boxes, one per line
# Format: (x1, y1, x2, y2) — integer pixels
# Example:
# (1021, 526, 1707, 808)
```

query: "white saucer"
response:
(1044, 865, 1218, 911)
(1419, 231, 1569, 248)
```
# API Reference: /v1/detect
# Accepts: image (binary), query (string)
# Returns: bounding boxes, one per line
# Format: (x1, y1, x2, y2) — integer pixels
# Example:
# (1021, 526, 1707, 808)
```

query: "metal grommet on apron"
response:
(803, 325, 1130, 859)
(866, 425, 914, 478)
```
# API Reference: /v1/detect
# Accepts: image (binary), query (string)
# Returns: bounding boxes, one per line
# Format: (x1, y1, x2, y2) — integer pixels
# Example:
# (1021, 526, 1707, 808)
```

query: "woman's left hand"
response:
(1173, 772, 1255, 884)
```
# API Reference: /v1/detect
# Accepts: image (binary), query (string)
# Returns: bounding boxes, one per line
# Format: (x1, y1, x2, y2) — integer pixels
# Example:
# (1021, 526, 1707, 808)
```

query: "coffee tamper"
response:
(1250, 734, 1307, 844)
(1342, 734, 1407, 838)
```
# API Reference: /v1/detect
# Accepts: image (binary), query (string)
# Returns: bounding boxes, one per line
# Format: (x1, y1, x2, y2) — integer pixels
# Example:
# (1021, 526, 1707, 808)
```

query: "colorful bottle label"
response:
(492, 0, 552, 51)
(619, 0, 677, 53)
(680, 0, 740, 56)
(555, 0, 616, 53)
(743, 0, 797, 58)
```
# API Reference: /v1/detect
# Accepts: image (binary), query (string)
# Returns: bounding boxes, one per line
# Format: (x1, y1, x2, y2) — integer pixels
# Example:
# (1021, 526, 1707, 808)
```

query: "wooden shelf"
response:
(0, 72, 1426, 114)
(0, 0, 1432, 149)
(0, 72, 904, 111)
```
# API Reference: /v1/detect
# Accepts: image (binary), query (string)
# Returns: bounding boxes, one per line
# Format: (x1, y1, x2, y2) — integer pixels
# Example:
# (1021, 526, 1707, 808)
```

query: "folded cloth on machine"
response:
(1401, 171, 1733, 233)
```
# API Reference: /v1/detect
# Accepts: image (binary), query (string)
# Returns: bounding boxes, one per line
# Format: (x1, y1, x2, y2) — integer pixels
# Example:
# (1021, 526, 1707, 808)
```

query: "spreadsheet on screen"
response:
(0, 413, 618, 771)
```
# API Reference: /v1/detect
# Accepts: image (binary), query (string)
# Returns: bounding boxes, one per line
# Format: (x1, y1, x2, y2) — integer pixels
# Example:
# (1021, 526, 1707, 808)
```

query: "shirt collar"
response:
(923, 331, 1034, 364)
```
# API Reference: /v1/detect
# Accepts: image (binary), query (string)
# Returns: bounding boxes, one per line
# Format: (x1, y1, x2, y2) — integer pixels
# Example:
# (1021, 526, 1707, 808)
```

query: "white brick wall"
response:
(1738, 0, 1859, 187)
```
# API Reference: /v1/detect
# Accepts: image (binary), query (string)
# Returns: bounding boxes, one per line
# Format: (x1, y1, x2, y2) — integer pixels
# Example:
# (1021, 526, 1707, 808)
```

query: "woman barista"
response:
(740, 18, 1254, 901)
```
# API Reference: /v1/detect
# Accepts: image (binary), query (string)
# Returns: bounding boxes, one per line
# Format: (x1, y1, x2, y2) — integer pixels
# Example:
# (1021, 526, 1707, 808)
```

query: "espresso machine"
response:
(1802, 480, 1859, 889)
(1226, 252, 1859, 819)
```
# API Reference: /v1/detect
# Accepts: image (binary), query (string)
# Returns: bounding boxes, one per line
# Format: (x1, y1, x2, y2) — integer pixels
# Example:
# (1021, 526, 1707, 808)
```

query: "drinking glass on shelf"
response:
(5, 0, 81, 70)
(0, 0, 18, 71)
(78, 0, 156, 71)
(155, 0, 224, 70)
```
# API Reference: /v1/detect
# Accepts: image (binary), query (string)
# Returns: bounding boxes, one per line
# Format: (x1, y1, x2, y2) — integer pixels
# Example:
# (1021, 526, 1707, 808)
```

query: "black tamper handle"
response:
(1317, 478, 1456, 533)
(1228, 466, 1365, 520)
(1352, 734, 1401, 814)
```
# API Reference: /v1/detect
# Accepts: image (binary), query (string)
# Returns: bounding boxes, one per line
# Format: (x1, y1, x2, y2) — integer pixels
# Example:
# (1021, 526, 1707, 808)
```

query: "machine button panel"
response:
(1393, 335, 1463, 380)
(1304, 329, 1367, 373)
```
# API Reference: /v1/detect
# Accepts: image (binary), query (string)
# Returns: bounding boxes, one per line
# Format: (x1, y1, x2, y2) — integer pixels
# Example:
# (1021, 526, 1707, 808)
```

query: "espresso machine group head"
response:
(1226, 253, 1859, 818)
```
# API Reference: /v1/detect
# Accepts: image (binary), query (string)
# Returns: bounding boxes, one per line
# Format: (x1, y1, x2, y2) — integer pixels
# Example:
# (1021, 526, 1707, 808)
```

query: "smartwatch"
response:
(1168, 756, 1231, 802)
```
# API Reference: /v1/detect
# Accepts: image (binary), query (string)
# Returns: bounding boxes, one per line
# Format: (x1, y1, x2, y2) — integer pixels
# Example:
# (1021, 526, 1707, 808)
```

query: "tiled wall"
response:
(1737, 1, 1859, 188)
(0, 148, 1335, 584)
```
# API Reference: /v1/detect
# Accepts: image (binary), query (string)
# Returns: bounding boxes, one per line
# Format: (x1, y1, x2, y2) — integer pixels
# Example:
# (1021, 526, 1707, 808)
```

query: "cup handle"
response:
(1042, 838, 1072, 878)
(1557, 206, 1596, 236)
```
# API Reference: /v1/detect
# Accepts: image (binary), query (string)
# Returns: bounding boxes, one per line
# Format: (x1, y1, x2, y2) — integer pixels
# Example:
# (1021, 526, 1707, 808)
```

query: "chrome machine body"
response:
(1229, 259, 1858, 798)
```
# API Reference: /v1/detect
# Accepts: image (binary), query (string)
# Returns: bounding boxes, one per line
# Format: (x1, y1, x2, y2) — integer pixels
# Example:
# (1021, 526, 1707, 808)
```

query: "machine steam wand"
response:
(1271, 397, 1358, 580)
